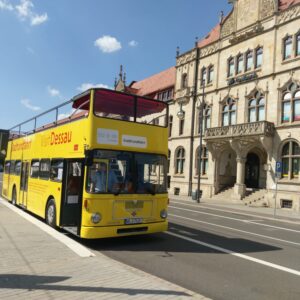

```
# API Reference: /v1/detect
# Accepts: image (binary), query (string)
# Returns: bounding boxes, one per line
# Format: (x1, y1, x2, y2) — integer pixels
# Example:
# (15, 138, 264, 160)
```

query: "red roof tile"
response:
(129, 67, 176, 96)
(279, 0, 300, 10)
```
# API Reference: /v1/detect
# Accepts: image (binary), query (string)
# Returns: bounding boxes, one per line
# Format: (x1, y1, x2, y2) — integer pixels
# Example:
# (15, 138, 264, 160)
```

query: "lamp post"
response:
(196, 81, 205, 203)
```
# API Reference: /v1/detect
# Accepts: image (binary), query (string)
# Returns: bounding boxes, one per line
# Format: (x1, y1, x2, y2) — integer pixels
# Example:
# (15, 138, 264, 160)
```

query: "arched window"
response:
(282, 141, 300, 179)
(195, 146, 208, 176)
(222, 98, 236, 126)
(283, 36, 293, 60)
(282, 82, 300, 123)
(245, 50, 253, 71)
(296, 32, 300, 56)
(181, 73, 188, 89)
(168, 115, 173, 137)
(228, 57, 234, 77)
(175, 147, 185, 174)
(248, 92, 265, 122)
(236, 54, 243, 74)
(255, 47, 263, 68)
(207, 65, 214, 83)
(198, 104, 211, 133)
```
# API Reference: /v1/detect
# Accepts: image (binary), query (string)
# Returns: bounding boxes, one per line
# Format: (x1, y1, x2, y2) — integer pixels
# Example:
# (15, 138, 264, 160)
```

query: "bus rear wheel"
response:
(12, 188, 17, 206)
(46, 199, 56, 228)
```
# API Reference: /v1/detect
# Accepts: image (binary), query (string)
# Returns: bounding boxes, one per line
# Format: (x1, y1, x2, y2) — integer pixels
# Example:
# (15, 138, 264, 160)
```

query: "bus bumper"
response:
(80, 220, 168, 239)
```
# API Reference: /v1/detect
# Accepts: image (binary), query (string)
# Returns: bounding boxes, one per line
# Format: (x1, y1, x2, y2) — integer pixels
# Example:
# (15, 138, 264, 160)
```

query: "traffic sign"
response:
(275, 162, 282, 178)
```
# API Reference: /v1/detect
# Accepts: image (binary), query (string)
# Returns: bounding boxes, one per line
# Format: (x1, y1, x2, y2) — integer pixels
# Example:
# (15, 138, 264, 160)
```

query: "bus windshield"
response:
(93, 89, 168, 127)
(86, 150, 167, 195)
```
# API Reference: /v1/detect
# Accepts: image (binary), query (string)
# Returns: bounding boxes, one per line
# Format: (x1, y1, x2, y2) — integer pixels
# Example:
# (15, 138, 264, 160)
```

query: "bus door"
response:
(20, 161, 29, 207)
(60, 159, 83, 231)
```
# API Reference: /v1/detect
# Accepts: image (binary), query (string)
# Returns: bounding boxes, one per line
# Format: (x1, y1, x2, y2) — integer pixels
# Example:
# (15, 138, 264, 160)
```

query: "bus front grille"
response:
(117, 227, 148, 234)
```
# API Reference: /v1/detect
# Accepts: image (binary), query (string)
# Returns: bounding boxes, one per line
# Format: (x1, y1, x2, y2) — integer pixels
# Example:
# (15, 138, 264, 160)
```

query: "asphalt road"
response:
(83, 199, 300, 300)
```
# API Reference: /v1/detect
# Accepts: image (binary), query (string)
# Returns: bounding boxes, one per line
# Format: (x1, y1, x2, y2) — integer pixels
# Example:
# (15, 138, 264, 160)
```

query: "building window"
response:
(245, 50, 253, 71)
(179, 113, 185, 135)
(158, 89, 173, 101)
(168, 115, 173, 137)
(198, 105, 211, 133)
(168, 150, 171, 173)
(248, 92, 265, 122)
(236, 54, 243, 74)
(282, 82, 300, 123)
(282, 141, 300, 179)
(255, 47, 263, 68)
(296, 32, 300, 56)
(207, 66, 214, 83)
(222, 98, 236, 126)
(283, 36, 293, 60)
(181, 73, 188, 89)
(201, 67, 207, 85)
(228, 57, 234, 77)
(195, 146, 208, 176)
(175, 147, 185, 174)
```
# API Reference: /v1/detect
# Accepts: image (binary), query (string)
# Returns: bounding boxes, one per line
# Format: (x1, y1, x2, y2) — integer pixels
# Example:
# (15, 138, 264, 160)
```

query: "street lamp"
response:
(177, 102, 185, 121)
(195, 81, 205, 203)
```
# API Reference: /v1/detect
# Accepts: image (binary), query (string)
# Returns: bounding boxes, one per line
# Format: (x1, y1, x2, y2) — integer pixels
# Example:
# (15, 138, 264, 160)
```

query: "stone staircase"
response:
(211, 187, 268, 206)
(243, 188, 268, 207)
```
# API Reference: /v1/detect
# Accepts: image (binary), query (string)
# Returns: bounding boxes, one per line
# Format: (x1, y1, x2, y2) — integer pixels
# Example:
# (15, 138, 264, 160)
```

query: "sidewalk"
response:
(170, 194, 300, 224)
(0, 198, 208, 300)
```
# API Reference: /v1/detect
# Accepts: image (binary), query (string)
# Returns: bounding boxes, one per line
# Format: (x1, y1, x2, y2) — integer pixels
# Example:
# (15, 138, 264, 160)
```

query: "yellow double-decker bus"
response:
(2, 88, 168, 239)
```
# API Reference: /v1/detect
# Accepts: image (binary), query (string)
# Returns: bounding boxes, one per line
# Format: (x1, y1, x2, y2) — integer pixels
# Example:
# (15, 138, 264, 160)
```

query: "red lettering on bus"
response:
(50, 131, 72, 145)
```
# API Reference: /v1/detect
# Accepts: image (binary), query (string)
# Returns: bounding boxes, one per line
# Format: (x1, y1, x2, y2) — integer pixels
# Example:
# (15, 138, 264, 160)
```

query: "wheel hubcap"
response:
(48, 205, 54, 223)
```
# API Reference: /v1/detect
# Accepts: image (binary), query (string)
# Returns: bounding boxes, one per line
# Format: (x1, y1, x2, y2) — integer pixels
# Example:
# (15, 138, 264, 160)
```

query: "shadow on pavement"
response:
(0, 274, 190, 297)
(82, 222, 282, 255)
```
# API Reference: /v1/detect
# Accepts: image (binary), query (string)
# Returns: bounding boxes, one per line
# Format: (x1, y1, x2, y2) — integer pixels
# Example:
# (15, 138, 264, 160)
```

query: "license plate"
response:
(124, 218, 143, 225)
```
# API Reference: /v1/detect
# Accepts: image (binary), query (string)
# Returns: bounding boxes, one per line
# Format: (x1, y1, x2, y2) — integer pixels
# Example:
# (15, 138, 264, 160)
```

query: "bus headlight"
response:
(91, 212, 102, 224)
(160, 209, 168, 219)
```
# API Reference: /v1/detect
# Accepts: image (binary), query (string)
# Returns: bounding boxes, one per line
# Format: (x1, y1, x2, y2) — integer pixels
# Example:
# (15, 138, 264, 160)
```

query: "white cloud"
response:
(47, 86, 62, 98)
(1, 0, 48, 26)
(77, 83, 110, 92)
(58, 109, 75, 120)
(30, 12, 48, 26)
(0, 0, 14, 11)
(94, 35, 121, 53)
(129, 40, 138, 47)
(21, 98, 41, 111)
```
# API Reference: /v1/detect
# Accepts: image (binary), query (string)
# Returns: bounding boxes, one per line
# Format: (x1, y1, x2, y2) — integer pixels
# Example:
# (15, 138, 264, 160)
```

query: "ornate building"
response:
(119, 0, 300, 211)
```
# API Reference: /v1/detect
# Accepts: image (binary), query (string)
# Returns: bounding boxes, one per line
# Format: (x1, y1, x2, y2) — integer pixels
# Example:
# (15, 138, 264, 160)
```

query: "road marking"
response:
(169, 205, 300, 234)
(171, 199, 300, 225)
(169, 213, 300, 247)
(165, 231, 300, 277)
(0, 197, 95, 258)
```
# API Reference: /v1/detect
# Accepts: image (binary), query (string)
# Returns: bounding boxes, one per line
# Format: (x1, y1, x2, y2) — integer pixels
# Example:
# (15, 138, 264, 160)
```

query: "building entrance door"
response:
(245, 153, 259, 188)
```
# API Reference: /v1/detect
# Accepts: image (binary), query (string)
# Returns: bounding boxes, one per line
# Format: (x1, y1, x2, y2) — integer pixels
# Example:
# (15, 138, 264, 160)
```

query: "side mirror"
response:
(84, 150, 93, 166)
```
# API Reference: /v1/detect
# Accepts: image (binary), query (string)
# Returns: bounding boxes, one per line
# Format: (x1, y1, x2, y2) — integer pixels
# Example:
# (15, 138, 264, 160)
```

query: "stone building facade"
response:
(118, 0, 300, 211)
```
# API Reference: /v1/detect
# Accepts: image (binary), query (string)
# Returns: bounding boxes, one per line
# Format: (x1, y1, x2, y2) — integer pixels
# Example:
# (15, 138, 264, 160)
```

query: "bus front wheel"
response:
(46, 199, 57, 228)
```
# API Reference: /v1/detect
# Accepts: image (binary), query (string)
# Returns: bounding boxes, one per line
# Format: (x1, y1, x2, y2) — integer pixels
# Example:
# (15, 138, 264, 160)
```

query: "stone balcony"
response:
(204, 121, 275, 140)
(175, 87, 191, 104)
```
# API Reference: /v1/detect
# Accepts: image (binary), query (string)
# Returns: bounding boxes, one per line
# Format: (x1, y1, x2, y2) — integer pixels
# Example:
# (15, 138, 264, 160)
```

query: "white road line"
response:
(169, 213, 300, 247)
(165, 231, 300, 277)
(171, 199, 300, 225)
(169, 205, 300, 234)
(0, 197, 95, 258)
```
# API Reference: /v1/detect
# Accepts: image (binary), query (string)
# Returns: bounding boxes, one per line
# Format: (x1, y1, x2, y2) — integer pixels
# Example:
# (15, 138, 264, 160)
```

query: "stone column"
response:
(233, 156, 246, 200)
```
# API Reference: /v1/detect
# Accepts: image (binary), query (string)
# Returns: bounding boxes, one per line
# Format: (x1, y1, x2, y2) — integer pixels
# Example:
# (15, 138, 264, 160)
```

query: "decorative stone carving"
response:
(206, 140, 228, 161)
(199, 43, 219, 58)
(176, 51, 197, 66)
(278, 5, 300, 24)
(204, 121, 275, 140)
(176, 87, 191, 104)
(229, 23, 264, 44)
(260, 0, 275, 19)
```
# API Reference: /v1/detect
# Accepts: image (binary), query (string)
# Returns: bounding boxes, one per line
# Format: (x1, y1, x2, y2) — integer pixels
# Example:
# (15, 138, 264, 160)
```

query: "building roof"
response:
(196, 0, 300, 49)
(129, 67, 176, 96)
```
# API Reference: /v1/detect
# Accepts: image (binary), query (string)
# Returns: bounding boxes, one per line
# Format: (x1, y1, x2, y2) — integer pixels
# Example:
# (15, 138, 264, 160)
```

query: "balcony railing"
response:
(175, 87, 191, 102)
(204, 121, 275, 140)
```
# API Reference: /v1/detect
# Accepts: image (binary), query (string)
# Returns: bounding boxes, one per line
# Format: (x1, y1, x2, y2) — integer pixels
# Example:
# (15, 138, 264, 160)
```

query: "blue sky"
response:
(0, 0, 231, 129)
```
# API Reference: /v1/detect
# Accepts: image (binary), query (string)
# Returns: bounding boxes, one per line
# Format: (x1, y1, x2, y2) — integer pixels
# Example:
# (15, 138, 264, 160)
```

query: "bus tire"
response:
(12, 187, 17, 206)
(46, 199, 57, 228)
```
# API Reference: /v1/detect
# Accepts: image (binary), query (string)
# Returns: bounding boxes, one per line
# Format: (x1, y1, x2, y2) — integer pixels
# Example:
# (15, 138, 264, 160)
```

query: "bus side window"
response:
(31, 160, 40, 178)
(15, 160, 21, 176)
(40, 159, 50, 180)
(4, 161, 10, 174)
(9, 160, 15, 175)
(50, 159, 63, 182)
